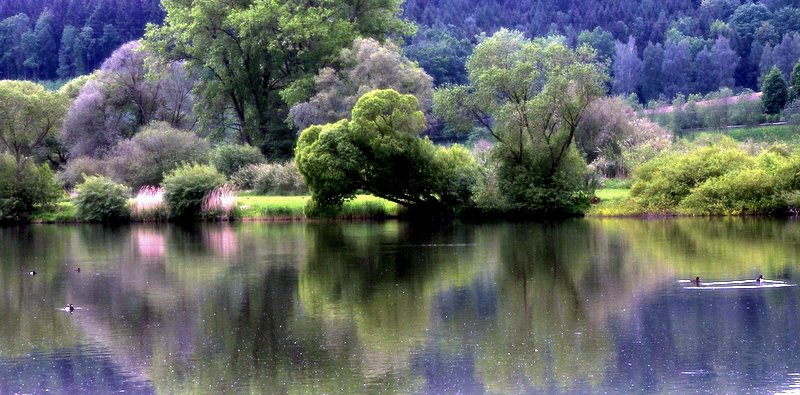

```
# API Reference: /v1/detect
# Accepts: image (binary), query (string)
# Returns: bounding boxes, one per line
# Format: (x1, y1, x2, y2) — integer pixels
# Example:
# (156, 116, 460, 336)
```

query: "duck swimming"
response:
(756, 275, 764, 283)
(691, 276, 701, 286)
(28, 271, 36, 276)
(66, 304, 74, 313)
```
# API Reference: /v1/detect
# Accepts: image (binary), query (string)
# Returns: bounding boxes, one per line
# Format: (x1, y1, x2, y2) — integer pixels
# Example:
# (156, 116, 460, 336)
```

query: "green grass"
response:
(595, 188, 630, 201)
(587, 188, 642, 216)
(686, 124, 799, 143)
(235, 195, 399, 219)
(30, 201, 77, 223)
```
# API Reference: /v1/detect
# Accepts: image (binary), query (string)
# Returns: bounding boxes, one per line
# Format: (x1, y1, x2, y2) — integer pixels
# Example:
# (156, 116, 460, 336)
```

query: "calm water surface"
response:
(1, 218, 800, 394)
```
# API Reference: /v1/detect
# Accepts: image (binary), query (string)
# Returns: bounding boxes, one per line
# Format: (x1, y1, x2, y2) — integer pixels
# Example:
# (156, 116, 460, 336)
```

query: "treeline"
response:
(0, 0, 163, 80)
(402, 0, 800, 103)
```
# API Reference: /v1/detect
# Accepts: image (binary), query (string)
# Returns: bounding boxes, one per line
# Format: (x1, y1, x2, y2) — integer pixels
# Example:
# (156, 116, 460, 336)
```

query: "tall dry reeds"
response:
(201, 184, 237, 220)
(131, 186, 169, 222)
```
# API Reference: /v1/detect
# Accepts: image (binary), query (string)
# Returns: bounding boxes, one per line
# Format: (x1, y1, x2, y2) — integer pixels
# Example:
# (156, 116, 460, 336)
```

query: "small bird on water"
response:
(28, 271, 36, 276)
(691, 276, 701, 286)
(756, 275, 764, 283)
(66, 304, 74, 313)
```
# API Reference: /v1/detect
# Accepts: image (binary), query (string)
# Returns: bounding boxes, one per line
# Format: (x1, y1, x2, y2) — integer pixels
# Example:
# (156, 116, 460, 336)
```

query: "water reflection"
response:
(0, 219, 799, 393)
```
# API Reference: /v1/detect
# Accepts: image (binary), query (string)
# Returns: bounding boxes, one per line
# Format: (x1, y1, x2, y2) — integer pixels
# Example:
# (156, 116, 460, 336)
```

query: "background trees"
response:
(60, 41, 195, 159)
(146, 0, 412, 159)
(434, 30, 607, 215)
(288, 38, 433, 133)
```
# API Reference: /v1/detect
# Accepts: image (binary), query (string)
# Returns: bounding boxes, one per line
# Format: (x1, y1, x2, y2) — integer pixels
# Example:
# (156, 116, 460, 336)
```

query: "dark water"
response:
(1, 218, 800, 394)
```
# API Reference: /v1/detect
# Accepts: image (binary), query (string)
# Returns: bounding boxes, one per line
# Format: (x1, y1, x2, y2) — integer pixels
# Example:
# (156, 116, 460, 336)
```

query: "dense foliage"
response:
(162, 163, 225, 221)
(0, 0, 163, 80)
(630, 138, 800, 215)
(73, 175, 129, 222)
(296, 89, 479, 216)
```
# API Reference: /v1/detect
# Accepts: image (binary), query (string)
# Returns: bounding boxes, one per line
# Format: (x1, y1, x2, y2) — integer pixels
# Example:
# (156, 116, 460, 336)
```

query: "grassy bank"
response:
(685, 124, 798, 143)
(29, 194, 400, 223)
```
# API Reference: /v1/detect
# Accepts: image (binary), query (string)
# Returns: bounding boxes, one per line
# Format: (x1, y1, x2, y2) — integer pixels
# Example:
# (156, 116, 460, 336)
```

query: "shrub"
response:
(106, 122, 210, 190)
(132, 186, 169, 222)
(58, 156, 105, 190)
(233, 162, 307, 195)
(0, 154, 62, 222)
(678, 167, 780, 215)
(631, 142, 753, 212)
(162, 163, 225, 220)
(73, 176, 130, 222)
(210, 144, 264, 177)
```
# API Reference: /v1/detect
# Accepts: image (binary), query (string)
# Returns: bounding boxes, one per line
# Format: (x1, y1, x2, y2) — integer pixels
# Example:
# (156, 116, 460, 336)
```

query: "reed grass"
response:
(131, 186, 169, 222)
(201, 185, 237, 220)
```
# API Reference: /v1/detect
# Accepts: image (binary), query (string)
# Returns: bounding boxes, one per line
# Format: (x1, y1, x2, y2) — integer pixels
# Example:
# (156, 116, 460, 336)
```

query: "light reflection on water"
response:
(0, 219, 799, 393)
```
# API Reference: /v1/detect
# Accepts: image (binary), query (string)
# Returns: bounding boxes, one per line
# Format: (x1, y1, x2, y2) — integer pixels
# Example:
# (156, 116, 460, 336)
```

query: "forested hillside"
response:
(0, 0, 163, 80)
(3, 0, 800, 104)
(403, 0, 800, 103)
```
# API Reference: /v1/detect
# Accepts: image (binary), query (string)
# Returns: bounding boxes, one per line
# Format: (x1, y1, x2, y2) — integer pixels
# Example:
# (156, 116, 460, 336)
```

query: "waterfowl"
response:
(66, 304, 74, 313)
(75, 267, 80, 273)
(756, 275, 764, 283)
(28, 271, 36, 276)
(691, 276, 701, 286)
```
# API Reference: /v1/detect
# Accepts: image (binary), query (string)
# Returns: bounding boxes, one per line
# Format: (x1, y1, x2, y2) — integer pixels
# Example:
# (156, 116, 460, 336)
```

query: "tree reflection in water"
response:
(1, 219, 800, 393)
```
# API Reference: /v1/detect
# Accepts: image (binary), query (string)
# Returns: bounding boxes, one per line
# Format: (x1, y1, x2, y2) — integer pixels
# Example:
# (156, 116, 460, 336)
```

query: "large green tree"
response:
(295, 89, 479, 216)
(146, 0, 411, 159)
(434, 30, 607, 216)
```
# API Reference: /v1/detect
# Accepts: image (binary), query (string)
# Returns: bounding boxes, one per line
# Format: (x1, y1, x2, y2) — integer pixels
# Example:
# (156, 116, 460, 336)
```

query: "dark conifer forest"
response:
(3, 0, 800, 103)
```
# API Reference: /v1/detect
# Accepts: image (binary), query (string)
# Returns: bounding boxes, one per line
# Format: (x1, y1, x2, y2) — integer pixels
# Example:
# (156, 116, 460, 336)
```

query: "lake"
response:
(1, 218, 800, 394)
